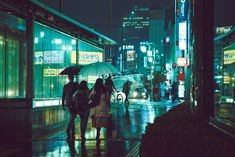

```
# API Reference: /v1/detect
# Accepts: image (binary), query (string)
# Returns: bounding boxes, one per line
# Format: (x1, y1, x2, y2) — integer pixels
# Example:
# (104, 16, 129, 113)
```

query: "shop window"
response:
(0, 13, 26, 98)
(34, 22, 77, 99)
(214, 28, 235, 122)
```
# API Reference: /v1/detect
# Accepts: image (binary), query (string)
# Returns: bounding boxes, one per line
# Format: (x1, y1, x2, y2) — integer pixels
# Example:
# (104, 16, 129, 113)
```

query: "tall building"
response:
(121, 7, 165, 75)
(122, 7, 150, 73)
(149, 9, 166, 70)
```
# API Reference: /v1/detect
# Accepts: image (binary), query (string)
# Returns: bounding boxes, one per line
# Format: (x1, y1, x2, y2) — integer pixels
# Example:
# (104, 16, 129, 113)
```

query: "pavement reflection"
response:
(1, 99, 178, 157)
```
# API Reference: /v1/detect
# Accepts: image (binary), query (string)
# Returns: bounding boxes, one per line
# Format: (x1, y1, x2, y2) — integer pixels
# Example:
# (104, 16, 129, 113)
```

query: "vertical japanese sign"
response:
(179, 22, 187, 50)
(179, 0, 188, 21)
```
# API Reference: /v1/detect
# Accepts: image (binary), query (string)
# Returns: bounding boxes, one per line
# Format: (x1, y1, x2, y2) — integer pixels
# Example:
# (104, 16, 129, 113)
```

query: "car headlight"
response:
(133, 91, 138, 97)
(141, 92, 146, 96)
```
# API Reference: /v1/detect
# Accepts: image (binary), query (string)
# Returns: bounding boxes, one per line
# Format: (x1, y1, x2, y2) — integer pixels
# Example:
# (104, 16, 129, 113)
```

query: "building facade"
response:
(0, 0, 115, 108)
(0, 0, 115, 138)
(122, 7, 149, 73)
(189, 0, 235, 137)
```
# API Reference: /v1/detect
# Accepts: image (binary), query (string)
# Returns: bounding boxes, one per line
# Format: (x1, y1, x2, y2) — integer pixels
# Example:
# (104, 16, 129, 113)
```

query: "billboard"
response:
(224, 50, 235, 64)
(34, 51, 64, 64)
(179, 22, 187, 50)
(44, 51, 64, 64)
(126, 50, 135, 61)
(177, 57, 188, 66)
(178, 0, 188, 20)
(79, 51, 103, 65)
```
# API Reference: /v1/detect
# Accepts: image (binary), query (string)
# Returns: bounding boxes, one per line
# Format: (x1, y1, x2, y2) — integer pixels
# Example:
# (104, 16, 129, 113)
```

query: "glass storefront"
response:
(33, 22, 77, 99)
(33, 22, 104, 104)
(0, 12, 26, 98)
(214, 27, 235, 122)
(0, 10, 106, 107)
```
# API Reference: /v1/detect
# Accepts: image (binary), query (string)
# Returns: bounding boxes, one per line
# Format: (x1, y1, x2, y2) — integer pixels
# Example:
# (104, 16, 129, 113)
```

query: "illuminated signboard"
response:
(35, 51, 43, 64)
(71, 51, 76, 64)
(179, 22, 187, 50)
(123, 45, 134, 50)
(177, 57, 188, 66)
(44, 51, 64, 64)
(223, 75, 231, 84)
(127, 50, 135, 61)
(34, 51, 64, 64)
(178, 82, 185, 98)
(216, 26, 232, 35)
(224, 50, 235, 64)
(79, 51, 103, 65)
(43, 69, 61, 76)
(178, 0, 187, 20)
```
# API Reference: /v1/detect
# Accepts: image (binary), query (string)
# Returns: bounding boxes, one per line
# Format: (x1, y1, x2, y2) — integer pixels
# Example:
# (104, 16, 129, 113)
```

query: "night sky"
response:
(38, 0, 235, 36)
(39, 0, 168, 35)
(214, 0, 235, 26)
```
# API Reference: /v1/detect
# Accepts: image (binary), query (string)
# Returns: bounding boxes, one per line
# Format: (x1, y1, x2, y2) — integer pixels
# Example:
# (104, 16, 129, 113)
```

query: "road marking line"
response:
(126, 142, 140, 157)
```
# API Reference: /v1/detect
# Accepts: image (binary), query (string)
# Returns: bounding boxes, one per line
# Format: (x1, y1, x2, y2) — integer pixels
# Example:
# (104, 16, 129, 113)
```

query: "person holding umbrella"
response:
(62, 75, 79, 139)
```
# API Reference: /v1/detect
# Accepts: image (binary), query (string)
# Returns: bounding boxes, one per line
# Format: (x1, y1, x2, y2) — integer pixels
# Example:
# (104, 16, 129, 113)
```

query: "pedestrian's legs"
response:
(177, 95, 180, 103)
(172, 93, 175, 103)
(124, 93, 127, 104)
(96, 127, 101, 140)
(66, 113, 76, 138)
(79, 109, 90, 140)
(125, 93, 129, 104)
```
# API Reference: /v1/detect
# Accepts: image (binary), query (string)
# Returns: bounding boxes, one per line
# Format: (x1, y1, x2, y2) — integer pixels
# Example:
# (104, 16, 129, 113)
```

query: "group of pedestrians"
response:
(62, 75, 114, 142)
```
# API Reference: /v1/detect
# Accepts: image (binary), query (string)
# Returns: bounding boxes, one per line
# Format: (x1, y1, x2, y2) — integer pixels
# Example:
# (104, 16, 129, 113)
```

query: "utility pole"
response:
(59, 0, 63, 13)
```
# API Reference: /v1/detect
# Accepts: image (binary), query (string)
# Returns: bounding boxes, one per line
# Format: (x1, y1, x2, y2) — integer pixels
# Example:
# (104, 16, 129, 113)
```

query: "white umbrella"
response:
(79, 62, 120, 76)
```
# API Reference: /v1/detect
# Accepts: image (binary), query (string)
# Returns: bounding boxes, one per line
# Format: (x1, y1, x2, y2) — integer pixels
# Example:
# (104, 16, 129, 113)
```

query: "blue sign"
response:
(179, 0, 188, 20)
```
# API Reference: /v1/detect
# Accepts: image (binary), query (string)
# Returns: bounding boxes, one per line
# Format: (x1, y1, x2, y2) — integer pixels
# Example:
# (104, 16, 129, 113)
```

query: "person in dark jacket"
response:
(122, 81, 131, 104)
(73, 80, 90, 141)
(171, 81, 180, 103)
(62, 75, 79, 139)
(104, 75, 116, 97)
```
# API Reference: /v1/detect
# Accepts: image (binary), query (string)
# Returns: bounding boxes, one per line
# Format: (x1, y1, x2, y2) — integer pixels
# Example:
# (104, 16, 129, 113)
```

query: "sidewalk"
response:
(140, 102, 235, 157)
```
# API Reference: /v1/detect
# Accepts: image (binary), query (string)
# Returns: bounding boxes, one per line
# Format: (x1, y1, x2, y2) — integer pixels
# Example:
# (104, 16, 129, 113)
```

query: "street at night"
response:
(0, 0, 235, 157)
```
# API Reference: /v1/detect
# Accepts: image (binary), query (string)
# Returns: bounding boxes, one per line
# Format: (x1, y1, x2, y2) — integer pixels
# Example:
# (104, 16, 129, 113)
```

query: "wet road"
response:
(2, 99, 177, 157)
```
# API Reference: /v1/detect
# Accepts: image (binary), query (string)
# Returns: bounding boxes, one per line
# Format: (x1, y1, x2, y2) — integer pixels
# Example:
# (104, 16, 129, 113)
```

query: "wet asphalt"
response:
(1, 99, 178, 157)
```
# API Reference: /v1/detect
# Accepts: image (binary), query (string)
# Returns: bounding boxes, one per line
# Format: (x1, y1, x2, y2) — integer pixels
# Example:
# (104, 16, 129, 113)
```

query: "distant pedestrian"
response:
(122, 81, 131, 104)
(171, 81, 180, 103)
(89, 78, 110, 141)
(73, 80, 90, 141)
(62, 75, 79, 139)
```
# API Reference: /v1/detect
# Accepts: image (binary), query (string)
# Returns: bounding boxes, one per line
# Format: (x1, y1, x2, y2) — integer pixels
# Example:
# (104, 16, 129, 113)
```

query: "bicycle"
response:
(110, 90, 125, 104)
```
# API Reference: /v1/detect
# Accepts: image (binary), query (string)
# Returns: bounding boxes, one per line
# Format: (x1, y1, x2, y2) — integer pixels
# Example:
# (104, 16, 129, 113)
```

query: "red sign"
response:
(178, 71, 184, 81)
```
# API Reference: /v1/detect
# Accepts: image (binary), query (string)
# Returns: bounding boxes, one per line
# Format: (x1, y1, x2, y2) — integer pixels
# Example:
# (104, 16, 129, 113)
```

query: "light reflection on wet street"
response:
(4, 99, 177, 157)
